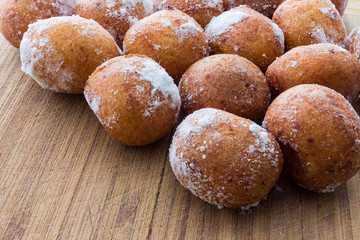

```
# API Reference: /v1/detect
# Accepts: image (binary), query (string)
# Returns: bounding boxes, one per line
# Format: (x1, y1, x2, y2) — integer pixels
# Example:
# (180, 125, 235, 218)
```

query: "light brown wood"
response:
(0, 2, 360, 240)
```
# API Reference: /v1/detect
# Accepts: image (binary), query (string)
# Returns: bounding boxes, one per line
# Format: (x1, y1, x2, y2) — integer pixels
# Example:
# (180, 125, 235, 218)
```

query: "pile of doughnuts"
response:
(1, 0, 359, 210)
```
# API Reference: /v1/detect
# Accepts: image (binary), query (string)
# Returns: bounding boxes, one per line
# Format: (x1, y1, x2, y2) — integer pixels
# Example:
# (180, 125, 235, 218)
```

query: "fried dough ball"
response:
(266, 43, 360, 102)
(169, 108, 283, 209)
(123, 8, 209, 84)
(223, 0, 285, 18)
(179, 54, 270, 123)
(76, 0, 153, 47)
(0, 0, 76, 48)
(263, 84, 360, 193)
(205, 6, 284, 72)
(84, 55, 181, 146)
(273, 0, 346, 51)
(345, 26, 360, 63)
(153, 0, 224, 28)
(20, 16, 120, 94)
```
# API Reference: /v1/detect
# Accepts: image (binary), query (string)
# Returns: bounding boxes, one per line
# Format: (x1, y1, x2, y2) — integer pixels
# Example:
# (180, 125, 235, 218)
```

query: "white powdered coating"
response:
(333, 45, 348, 53)
(117, 0, 153, 25)
(205, 10, 249, 40)
(176, 19, 203, 41)
(139, 58, 181, 110)
(206, 0, 223, 8)
(85, 93, 101, 114)
(51, 0, 77, 15)
(171, 108, 220, 143)
(311, 26, 329, 43)
(319, 7, 338, 20)
(272, 22, 285, 48)
(290, 60, 298, 68)
(248, 123, 276, 159)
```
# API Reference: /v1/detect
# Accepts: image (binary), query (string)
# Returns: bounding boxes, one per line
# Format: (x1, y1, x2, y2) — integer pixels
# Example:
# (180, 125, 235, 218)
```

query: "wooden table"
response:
(1, 4, 360, 240)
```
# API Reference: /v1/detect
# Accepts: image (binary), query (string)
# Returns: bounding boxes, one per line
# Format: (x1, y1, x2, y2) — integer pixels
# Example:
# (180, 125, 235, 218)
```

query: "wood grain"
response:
(0, 4, 360, 240)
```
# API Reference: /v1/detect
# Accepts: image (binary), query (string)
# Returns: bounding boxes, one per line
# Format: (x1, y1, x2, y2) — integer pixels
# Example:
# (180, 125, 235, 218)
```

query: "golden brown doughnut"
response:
(76, 0, 153, 47)
(84, 55, 181, 146)
(153, 0, 224, 28)
(0, 0, 76, 48)
(273, 0, 346, 51)
(345, 26, 360, 63)
(263, 84, 360, 192)
(266, 43, 360, 102)
(205, 6, 284, 72)
(123, 8, 209, 84)
(170, 108, 283, 209)
(179, 54, 270, 123)
(20, 16, 120, 94)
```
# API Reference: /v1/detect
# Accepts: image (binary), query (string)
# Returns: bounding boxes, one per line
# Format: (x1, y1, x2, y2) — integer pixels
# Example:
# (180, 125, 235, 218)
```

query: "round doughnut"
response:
(179, 54, 270, 123)
(205, 6, 284, 72)
(169, 108, 283, 209)
(273, 0, 346, 51)
(153, 0, 224, 28)
(76, 0, 153, 47)
(223, 0, 285, 18)
(263, 84, 360, 193)
(20, 16, 120, 94)
(266, 43, 360, 102)
(84, 55, 181, 146)
(345, 26, 360, 63)
(123, 8, 209, 84)
(0, 0, 76, 48)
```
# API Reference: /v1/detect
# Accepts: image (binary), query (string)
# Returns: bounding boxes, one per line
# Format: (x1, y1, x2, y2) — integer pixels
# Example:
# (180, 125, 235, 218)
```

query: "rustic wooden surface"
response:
(1, 4, 360, 240)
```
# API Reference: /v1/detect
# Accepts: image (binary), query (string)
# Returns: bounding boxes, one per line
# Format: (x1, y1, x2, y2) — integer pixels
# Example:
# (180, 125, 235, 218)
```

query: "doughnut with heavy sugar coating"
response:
(84, 55, 181, 146)
(20, 16, 121, 94)
(170, 108, 283, 209)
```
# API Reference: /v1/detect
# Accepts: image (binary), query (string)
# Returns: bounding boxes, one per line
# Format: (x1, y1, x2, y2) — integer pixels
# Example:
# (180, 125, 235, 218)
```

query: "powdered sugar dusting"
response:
(272, 22, 284, 48)
(311, 26, 328, 43)
(176, 19, 203, 41)
(139, 58, 181, 111)
(205, 10, 249, 40)
(290, 60, 298, 68)
(319, 7, 338, 20)
(85, 92, 101, 114)
(52, 0, 77, 15)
